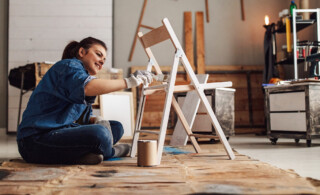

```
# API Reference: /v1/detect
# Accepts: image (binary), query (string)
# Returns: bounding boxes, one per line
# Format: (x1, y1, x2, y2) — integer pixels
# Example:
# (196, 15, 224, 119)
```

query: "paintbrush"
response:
(152, 74, 170, 82)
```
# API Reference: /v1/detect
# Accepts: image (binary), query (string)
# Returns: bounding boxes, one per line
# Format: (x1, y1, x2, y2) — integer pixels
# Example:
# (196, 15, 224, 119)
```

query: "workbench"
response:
(264, 82, 320, 146)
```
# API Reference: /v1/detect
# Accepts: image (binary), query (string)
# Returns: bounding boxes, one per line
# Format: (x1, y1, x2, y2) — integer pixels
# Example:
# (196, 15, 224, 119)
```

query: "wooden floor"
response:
(0, 142, 319, 194)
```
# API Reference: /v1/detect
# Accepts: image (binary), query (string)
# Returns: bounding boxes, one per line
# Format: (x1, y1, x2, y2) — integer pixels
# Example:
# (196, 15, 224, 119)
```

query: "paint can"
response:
(137, 140, 157, 167)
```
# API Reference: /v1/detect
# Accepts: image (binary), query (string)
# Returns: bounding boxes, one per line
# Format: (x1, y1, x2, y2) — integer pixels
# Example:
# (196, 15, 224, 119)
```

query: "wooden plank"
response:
(128, 0, 148, 61)
(141, 112, 163, 126)
(196, 12, 205, 74)
(136, 130, 160, 134)
(184, 12, 195, 71)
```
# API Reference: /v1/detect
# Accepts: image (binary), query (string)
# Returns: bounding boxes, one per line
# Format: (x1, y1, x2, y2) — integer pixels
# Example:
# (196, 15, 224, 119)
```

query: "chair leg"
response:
(171, 98, 202, 153)
(170, 74, 208, 146)
(130, 92, 147, 157)
(197, 90, 235, 160)
(156, 52, 180, 165)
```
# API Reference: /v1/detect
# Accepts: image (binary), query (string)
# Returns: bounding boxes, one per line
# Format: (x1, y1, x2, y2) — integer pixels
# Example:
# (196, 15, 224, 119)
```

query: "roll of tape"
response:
(137, 140, 157, 167)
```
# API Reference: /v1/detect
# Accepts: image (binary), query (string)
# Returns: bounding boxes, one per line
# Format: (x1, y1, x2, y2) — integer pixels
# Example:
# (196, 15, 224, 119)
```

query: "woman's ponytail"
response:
(61, 41, 79, 59)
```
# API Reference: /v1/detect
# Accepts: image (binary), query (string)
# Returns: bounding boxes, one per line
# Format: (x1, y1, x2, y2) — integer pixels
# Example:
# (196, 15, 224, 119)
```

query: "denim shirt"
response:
(17, 58, 96, 141)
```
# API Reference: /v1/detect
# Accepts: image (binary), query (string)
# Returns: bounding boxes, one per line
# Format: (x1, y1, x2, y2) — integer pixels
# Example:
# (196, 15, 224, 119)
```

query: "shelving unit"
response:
(270, 10, 319, 77)
(264, 10, 320, 147)
(276, 19, 315, 33)
(292, 8, 320, 79)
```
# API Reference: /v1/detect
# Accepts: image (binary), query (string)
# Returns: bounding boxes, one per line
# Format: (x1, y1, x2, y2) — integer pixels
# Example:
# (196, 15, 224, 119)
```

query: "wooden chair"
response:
(130, 18, 235, 165)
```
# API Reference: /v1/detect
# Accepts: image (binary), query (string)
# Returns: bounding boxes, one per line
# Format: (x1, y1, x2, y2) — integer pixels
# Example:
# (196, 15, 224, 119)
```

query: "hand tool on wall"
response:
(285, 17, 292, 53)
(196, 12, 206, 74)
(128, 0, 211, 61)
(240, 0, 245, 21)
(184, 12, 195, 81)
(128, 0, 153, 61)
(205, 0, 209, 22)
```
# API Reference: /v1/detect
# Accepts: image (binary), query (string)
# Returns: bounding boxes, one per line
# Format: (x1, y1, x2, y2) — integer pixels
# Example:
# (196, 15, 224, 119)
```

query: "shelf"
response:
(276, 57, 305, 65)
(296, 19, 316, 24)
(276, 19, 315, 33)
(306, 53, 320, 62)
(293, 10, 319, 79)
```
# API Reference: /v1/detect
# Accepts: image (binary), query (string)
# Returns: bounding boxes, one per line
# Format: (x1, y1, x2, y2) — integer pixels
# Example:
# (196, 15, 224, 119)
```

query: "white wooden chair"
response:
(130, 18, 235, 165)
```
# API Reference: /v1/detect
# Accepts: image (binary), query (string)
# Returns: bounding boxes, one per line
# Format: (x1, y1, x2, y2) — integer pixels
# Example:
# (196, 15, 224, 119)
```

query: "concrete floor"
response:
(0, 129, 319, 180)
(229, 134, 320, 180)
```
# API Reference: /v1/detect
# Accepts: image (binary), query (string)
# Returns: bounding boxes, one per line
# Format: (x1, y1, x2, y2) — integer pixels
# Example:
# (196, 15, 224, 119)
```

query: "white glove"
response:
(124, 70, 154, 88)
(94, 116, 113, 145)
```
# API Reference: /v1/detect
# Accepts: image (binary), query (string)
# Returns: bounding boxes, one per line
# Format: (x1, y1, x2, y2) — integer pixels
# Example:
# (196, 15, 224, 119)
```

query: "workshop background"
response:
(0, 0, 320, 132)
(0, 1, 320, 193)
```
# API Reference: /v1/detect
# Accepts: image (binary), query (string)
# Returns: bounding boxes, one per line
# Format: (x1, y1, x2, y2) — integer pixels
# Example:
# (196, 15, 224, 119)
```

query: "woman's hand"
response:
(84, 70, 154, 96)
(124, 70, 154, 88)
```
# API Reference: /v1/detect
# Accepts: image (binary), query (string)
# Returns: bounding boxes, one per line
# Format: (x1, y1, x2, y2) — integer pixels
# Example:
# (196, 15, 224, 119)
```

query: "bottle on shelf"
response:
(290, 1, 297, 16)
(300, 0, 310, 20)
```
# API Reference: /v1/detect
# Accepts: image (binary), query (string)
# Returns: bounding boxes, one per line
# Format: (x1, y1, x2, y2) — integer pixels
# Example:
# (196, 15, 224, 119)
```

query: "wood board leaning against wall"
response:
(131, 65, 265, 135)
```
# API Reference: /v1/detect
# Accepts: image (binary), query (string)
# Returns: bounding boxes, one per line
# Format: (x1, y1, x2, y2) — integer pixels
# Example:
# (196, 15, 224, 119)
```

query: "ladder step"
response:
(190, 134, 219, 139)
(136, 130, 160, 135)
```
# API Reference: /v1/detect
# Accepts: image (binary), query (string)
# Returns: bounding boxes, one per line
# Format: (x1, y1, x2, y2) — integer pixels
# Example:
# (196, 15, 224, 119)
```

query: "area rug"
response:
(0, 144, 319, 194)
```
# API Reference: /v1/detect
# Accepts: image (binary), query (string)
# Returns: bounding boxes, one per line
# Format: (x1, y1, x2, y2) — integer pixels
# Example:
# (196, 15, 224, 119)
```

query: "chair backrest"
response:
(137, 18, 185, 75)
(139, 25, 171, 49)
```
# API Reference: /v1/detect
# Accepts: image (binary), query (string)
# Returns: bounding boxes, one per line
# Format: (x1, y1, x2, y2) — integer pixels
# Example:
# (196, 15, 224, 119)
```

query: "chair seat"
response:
(143, 81, 232, 95)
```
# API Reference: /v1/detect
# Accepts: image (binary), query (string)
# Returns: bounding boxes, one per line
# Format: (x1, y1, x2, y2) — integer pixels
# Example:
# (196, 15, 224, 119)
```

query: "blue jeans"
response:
(17, 121, 124, 164)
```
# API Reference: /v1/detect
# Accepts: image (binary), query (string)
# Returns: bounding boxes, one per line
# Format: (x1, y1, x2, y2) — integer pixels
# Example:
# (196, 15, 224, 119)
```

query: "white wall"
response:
(0, 0, 8, 132)
(7, 0, 113, 132)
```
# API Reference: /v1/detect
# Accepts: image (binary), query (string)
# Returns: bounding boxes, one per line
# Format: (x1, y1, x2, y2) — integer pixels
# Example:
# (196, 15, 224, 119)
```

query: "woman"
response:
(17, 37, 153, 165)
